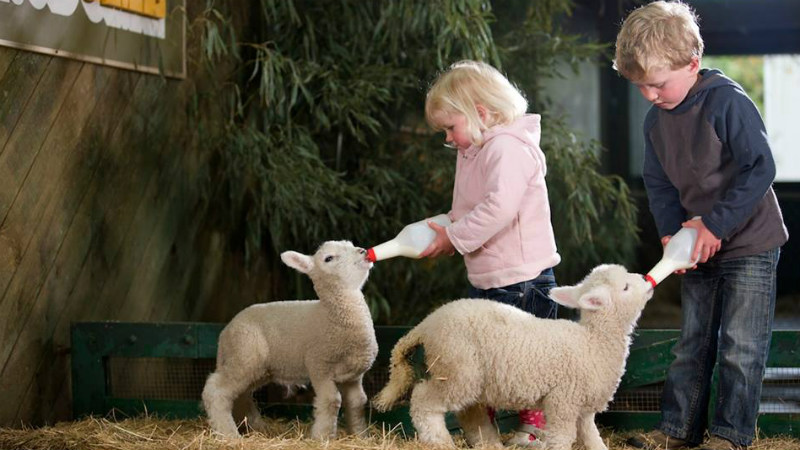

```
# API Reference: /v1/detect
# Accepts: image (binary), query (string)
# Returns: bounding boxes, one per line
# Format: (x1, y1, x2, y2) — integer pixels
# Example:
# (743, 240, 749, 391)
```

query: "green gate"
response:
(71, 323, 800, 437)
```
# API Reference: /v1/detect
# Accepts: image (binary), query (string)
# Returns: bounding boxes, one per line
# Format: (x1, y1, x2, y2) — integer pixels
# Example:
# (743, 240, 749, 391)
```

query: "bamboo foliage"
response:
(192, 0, 638, 323)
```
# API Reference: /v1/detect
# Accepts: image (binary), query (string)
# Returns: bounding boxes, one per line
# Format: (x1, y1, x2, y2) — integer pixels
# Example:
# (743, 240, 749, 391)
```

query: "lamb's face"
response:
(312, 240, 372, 290)
(550, 264, 653, 324)
(594, 265, 653, 319)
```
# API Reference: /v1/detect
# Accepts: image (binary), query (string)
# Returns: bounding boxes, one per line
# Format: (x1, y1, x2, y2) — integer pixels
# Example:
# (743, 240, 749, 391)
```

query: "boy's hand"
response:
(418, 221, 456, 258)
(662, 218, 722, 273)
(682, 217, 721, 264)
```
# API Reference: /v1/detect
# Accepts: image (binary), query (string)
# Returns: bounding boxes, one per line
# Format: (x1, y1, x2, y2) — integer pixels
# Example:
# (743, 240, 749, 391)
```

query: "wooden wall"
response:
(0, 20, 270, 426)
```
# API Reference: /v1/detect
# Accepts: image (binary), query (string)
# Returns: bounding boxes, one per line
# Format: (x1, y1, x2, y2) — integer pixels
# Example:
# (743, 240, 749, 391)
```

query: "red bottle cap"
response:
(644, 274, 657, 288)
(366, 248, 377, 263)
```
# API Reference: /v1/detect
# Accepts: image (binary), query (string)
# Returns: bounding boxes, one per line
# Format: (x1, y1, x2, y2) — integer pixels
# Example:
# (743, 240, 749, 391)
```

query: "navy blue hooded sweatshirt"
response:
(643, 68, 788, 259)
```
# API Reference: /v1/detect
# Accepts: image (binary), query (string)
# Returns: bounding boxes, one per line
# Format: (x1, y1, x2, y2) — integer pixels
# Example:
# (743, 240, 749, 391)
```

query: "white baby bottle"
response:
(645, 219, 701, 288)
(366, 214, 452, 262)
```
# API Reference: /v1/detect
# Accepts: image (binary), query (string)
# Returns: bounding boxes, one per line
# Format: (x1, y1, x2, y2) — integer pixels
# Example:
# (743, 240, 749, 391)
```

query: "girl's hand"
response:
(418, 221, 456, 258)
(682, 217, 722, 264)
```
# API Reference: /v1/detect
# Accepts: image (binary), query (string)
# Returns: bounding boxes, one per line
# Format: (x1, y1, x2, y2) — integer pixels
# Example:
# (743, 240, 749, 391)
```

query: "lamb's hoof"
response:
(309, 429, 337, 441)
(210, 429, 242, 439)
(418, 437, 457, 449)
(505, 430, 546, 448)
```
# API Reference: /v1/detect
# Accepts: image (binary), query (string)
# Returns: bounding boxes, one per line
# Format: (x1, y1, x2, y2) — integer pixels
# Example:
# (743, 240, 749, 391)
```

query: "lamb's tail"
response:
(372, 328, 423, 412)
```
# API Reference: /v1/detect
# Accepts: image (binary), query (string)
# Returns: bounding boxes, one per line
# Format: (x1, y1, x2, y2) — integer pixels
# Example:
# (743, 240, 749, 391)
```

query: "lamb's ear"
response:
(549, 285, 582, 309)
(281, 251, 314, 274)
(577, 286, 611, 311)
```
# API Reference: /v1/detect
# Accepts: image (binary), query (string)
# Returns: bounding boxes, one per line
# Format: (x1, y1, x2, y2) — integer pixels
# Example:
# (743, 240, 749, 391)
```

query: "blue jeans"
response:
(468, 268, 558, 319)
(658, 248, 780, 447)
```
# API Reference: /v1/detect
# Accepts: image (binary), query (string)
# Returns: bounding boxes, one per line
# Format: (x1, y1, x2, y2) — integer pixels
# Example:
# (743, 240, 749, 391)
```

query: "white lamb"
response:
(202, 240, 378, 439)
(373, 264, 653, 450)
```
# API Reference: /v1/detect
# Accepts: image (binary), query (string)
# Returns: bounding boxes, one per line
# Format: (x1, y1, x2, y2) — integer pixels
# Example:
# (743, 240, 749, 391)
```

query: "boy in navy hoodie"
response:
(614, 2, 788, 449)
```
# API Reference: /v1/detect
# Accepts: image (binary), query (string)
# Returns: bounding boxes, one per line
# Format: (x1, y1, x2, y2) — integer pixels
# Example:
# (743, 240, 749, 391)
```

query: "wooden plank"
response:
(0, 70, 141, 425)
(0, 57, 83, 295)
(0, 51, 49, 162)
(6, 71, 144, 425)
(88, 81, 188, 323)
(146, 157, 217, 323)
(116, 98, 191, 319)
(109, 144, 184, 320)
(118, 82, 217, 323)
(0, 63, 101, 324)
(153, 137, 276, 322)
(0, 61, 105, 366)
(64, 70, 193, 327)
(38, 74, 176, 422)
(72, 74, 177, 322)
(0, 47, 18, 85)
(41, 69, 152, 422)
(160, 225, 226, 322)
(0, 57, 82, 223)
(0, 66, 115, 425)
(18, 68, 137, 352)
(53, 73, 161, 328)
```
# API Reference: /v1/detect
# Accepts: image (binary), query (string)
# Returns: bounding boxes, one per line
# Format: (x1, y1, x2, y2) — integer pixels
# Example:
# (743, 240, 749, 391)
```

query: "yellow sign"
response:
(98, 0, 166, 20)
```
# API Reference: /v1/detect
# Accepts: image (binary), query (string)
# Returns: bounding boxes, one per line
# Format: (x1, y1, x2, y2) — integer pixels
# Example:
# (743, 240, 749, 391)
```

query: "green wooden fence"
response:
(71, 322, 800, 437)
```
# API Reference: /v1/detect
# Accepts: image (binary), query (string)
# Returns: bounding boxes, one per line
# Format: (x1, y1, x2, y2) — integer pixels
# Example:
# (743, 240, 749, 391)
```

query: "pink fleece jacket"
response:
(445, 114, 560, 289)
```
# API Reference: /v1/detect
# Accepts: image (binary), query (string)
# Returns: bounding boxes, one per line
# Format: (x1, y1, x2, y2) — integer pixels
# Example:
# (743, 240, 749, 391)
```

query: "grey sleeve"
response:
(704, 88, 776, 239)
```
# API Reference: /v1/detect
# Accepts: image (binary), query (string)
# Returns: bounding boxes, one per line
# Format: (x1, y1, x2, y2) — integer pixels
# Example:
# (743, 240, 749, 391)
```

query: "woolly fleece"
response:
(373, 264, 653, 450)
(203, 241, 378, 439)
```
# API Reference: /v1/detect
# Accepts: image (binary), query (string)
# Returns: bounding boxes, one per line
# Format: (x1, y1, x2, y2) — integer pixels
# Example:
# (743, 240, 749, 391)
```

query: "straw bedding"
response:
(0, 415, 798, 450)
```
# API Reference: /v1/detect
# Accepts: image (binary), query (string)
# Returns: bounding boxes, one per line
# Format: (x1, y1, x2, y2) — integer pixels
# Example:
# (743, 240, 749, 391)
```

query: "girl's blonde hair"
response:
(425, 60, 528, 146)
(613, 1, 704, 82)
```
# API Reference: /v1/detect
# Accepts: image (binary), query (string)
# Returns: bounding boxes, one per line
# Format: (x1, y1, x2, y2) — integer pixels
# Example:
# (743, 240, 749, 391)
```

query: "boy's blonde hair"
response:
(425, 60, 527, 146)
(613, 1, 704, 82)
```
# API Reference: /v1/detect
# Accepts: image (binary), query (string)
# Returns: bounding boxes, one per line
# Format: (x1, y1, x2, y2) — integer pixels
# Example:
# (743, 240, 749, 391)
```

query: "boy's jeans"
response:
(658, 247, 780, 447)
(467, 267, 558, 319)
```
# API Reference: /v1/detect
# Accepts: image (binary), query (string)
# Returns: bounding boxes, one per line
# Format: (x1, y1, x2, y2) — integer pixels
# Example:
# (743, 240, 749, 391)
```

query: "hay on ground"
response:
(0, 415, 798, 450)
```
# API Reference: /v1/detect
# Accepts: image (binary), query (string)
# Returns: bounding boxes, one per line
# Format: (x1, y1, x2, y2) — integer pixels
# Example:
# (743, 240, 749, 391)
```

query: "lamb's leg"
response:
(338, 377, 368, 435)
(576, 412, 607, 450)
(309, 377, 342, 440)
(202, 372, 243, 437)
(456, 403, 502, 448)
(540, 399, 579, 450)
(233, 392, 268, 434)
(409, 379, 455, 447)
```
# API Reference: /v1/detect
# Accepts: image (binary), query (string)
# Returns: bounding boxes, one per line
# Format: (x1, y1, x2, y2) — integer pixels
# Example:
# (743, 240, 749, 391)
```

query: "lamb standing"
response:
(373, 264, 653, 450)
(202, 240, 378, 439)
